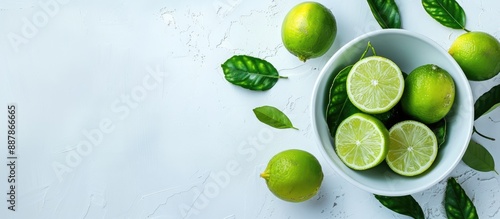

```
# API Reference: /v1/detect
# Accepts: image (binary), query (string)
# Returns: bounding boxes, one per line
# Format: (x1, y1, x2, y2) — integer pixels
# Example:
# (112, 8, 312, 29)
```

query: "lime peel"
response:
(401, 64, 455, 124)
(282, 2, 337, 62)
(449, 31, 500, 81)
(260, 149, 323, 202)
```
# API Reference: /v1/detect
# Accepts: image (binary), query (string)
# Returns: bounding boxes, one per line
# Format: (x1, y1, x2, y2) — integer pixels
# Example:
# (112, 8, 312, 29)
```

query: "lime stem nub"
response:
(260, 171, 270, 179)
(298, 56, 308, 62)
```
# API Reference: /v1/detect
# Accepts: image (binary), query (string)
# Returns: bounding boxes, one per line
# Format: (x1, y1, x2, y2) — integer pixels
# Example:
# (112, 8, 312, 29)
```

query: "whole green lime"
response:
(260, 149, 323, 202)
(281, 2, 337, 62)
(449, 31, 500, 81)
(401, 64, 455, 124)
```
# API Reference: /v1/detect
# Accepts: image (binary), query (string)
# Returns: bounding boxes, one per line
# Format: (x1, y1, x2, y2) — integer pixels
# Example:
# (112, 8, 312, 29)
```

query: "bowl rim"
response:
(310, 29, 474, 196)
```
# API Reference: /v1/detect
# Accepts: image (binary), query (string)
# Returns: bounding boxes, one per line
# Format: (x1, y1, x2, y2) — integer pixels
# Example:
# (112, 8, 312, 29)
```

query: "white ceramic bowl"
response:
(311, 29, 474, 196)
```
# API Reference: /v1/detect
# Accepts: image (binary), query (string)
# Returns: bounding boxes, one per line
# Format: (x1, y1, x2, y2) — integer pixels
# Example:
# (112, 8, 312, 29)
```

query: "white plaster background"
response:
(0, 0, 499, 218)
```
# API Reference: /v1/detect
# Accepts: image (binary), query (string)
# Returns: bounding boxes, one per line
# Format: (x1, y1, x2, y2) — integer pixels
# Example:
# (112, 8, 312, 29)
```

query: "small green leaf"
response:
(374, 195, 425, 219)
(326, 65, 358, 136)
(367, 0, 402, 29)
(445, 177, 479, 219)
(221, 55, 286, 91)
(253, 106, 298, 130)
(474, 84, 500, 120)
(422, 0, 468, 30)
(429, 119, 447, 148)
(462, 140, 497, 173)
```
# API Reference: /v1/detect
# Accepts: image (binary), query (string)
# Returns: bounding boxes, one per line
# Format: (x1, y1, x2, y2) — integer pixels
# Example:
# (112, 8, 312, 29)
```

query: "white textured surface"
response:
(0, 0, 499, 218)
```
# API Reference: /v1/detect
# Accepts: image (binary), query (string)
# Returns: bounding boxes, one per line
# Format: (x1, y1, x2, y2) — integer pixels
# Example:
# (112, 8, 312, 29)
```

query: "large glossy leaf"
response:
(474, 84, 500, 120)
(422, 0, 467, 30)
(253, 106, 298, 130)
(367, 0, 402, 29)
(221, 55, 286, 91)
(374, 195, 424, 219)
(325, 42, 378, 137)
(325, 65, 358, 136)
(445, 178, 479, 219)
(462, 140, 497, 173)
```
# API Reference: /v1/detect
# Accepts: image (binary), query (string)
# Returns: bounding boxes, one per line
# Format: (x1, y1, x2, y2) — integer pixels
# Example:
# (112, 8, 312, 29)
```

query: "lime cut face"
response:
(386, 120, 438, 176)
(335, 113, 389, 170)
(346, 56, 405, 114)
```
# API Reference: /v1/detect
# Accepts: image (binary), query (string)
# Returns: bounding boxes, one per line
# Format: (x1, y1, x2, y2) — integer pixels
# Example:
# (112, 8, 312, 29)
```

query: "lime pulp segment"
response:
(346, 56, 404, 114)
(386, 120, 438, 176)
(335, 113, 389, 170)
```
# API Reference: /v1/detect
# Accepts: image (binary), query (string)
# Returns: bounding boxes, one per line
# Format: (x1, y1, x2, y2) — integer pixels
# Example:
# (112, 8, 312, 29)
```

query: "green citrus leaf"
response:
(462, 140, 497, 173)
(221, 55, 286, 91)
(474, 84, 500, 120)
(374, 195, 424, 219)
(445, 178, 479, 219)
(325, 42, 379, 137)
(422, 0, 467, 30)
(325, 65, 359, 136)
(367, 0, 402, 29)
(253, 106, 298, 130)
(429, 118, 447, 148)
(483, 103, 500, 116)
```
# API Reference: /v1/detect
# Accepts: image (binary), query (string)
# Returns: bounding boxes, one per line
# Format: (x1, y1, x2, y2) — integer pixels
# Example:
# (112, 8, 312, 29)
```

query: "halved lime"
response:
(346, 56, 404, 114)
(335, 113, 389, 170)
(386, 120, 438, 176)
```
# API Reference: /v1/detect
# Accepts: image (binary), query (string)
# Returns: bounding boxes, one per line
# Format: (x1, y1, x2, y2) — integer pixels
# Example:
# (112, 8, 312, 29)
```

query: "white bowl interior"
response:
(311, 29, 474, 196)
